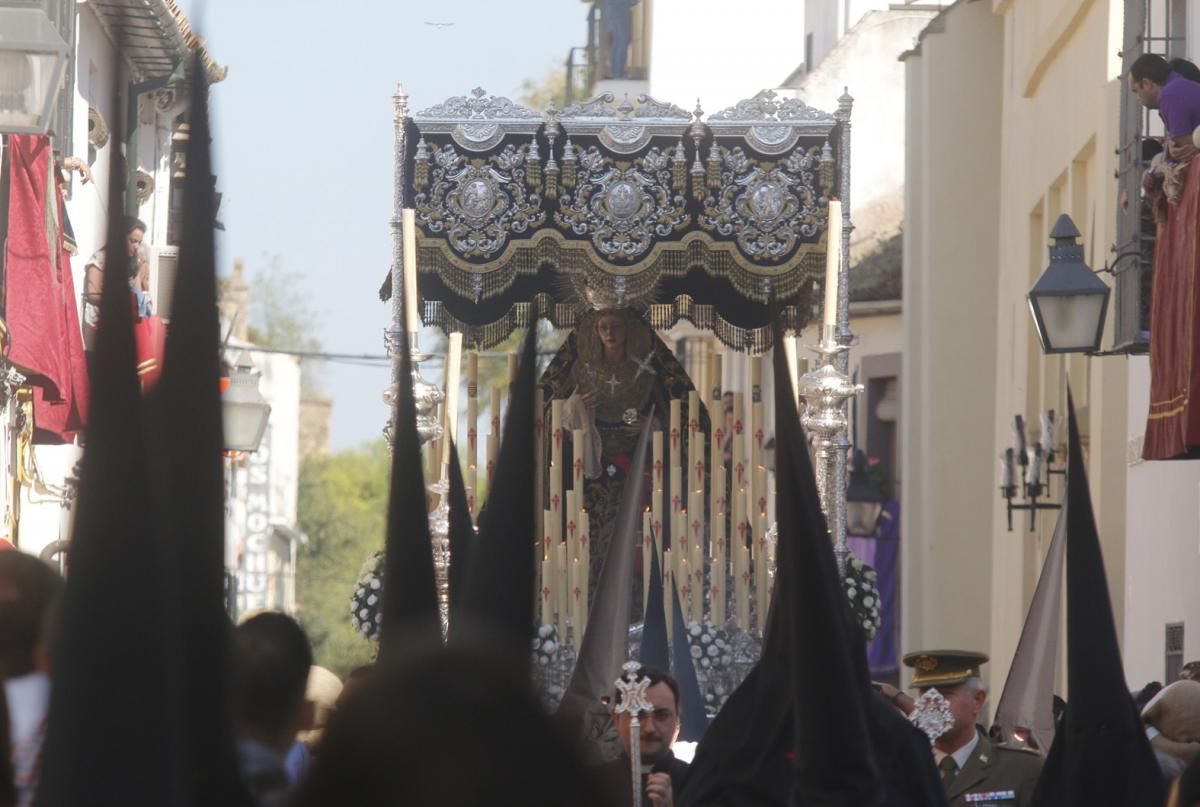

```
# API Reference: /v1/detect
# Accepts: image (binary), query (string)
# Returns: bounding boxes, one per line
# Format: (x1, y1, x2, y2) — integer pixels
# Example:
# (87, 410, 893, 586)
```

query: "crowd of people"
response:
(2, 536, 1198, 806)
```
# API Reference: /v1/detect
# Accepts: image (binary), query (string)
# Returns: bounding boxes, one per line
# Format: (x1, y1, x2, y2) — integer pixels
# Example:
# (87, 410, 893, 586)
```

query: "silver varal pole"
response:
(797, 88, 860, 576)
(385, 83, 449, 631)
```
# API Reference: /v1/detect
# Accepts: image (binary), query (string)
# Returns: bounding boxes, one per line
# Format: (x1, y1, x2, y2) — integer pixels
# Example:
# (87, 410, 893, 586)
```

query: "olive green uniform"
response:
(943, 730, 1043, 807)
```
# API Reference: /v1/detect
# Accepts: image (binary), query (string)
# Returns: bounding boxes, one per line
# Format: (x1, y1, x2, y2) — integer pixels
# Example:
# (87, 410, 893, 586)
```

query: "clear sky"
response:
(176, 0, 582, 450)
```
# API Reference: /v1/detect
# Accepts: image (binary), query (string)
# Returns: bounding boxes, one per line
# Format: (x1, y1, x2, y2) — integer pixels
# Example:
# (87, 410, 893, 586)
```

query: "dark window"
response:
(1166, 622, 1185, 682)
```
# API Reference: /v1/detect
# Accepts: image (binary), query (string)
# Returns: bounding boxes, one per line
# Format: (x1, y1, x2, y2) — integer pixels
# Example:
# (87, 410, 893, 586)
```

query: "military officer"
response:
(902, 650, 1043, 807)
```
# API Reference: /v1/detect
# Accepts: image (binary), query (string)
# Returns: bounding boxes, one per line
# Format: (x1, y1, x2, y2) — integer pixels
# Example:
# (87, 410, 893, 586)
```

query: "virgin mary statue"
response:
(540, 308, 708, 601)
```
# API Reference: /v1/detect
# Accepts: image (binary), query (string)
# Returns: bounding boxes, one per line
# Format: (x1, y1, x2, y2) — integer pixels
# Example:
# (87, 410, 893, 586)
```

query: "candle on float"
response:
(466, 464, 478, 518)
(688, 500, 703, 619)
(643, 510, 653, 611)
(691, 432, 706, 493)
(486, 433, 499, 490)
(823, 199, 842, 330)
(755, 510, 769, 633)
(669, 400, 682, 468)
(550, 400, 564, 470)
(507, 351, 518, 384)
(543, 510, 555, 560)
(571, 429, 585, 488)
(441, 332, 463, 470)
(736, 545, 751, 632)
(753, 466, 768, 520)
(678, 557, 692, 624)
(782, 336, 800, 407)
(687, 390, 700, 440)
(692, 554, 704, 622)
(652, 430, 664, 489)
(402, 208, 420, 329)
(540, 554, 554, 627)
(579, 509, 590, 613)
(731, 392, 746, 488)
(669, 465, 682, 519)
(466, 351, 479, 458)
(557, 540, 569, 640)
(490, 386, 502, 438)
(535, 388, 545, 544)
(663, 549, 674, 636)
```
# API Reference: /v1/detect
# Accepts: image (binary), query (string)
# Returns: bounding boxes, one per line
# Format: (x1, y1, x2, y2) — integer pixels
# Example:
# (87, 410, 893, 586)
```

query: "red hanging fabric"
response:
(4, 134, 89, 442)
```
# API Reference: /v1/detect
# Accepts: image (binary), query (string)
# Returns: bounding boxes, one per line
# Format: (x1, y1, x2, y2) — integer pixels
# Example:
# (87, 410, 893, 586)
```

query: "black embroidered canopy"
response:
(389, 87, 848, 351)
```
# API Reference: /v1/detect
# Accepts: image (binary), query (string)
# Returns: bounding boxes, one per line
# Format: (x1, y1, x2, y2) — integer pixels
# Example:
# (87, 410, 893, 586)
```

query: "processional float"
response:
(376, 82, 862, 677)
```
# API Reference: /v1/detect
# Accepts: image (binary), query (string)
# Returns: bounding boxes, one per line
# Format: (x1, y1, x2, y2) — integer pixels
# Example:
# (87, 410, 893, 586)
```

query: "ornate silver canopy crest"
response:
(415, 87, 543, 152)
(707, 89, 837, 154)
(909, 689, 955, 745)
(559, 92, 692, 154)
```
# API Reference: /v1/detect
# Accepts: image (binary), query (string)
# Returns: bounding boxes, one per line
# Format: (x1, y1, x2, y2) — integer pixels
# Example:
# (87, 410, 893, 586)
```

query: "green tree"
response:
(295, 440, 391, 676)
(516, 66, 568, 112)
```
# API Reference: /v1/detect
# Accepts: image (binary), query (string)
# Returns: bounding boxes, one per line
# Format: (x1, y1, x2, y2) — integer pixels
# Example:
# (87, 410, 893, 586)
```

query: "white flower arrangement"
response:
(843, 552, 882, 640)
(685, 620, 735, 712)
(531, 623, 561, 667)
(349, 551, 385, 641)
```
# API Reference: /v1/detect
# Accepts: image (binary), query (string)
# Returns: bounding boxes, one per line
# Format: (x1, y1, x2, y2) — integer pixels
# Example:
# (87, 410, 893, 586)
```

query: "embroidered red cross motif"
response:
(680, 583, 690, 600)
(653, 519, 662, 536)
(486, 459, 495, 482)
(574, 586, 582, 602)
(758, 535, 767, 552)
(580, 535, 588, 551)
(694, 568, 702, 584)
(709, 584, 719, 601)
(755, 427, 764, 447)
(717, 536, 726, 553)
(492, 415, 500, 433)
(688, 418, 699, 435)
(654, 459, 663, 481)
(468, 427, 477, 452)
(671, 428, 680, 450)
(716, 496, 726, 512)
(715, 428, 725, 446)
(734, 419, 743, 435)
(737, 521, 748, 541)
(758, 496, 767, 514)
(741, 570, 750, 585)
(554, 428, 562, 449)
(551, 494, 560, 512)
(695, 460, 705, 484)
(735, 462, 745, 485)
(691, 519, 701, 539)
(542, 586, 551, 601)
(672, 495, 681, 512)
(568, 521, 576, 540)
(573, 458, 583, 481)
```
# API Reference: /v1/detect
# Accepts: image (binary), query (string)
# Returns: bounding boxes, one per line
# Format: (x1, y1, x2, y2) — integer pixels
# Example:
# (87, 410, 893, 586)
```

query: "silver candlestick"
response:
(797, 324, 862, 576)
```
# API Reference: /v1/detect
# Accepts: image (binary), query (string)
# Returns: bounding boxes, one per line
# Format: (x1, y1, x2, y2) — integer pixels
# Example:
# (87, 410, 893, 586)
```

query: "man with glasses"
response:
(606, 666, 689, 807)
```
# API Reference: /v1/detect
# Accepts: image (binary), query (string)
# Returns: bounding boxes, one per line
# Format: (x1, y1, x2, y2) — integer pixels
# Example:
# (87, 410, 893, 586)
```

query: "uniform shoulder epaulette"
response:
(996, 743, 1041, 755)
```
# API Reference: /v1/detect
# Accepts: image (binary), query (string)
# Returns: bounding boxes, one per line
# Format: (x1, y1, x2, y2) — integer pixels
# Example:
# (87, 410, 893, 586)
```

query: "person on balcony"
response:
(1129, 54, 1200, 460)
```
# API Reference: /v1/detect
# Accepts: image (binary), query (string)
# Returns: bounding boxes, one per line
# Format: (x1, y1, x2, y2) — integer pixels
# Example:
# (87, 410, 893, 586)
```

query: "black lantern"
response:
(845, 450, 887, 537)
(1027, 214, 1110, 354)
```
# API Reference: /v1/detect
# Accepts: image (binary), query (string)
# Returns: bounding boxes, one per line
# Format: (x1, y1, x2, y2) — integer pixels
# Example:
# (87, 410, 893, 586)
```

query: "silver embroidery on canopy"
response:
(559, 92, 692, 154)
(555, 146, 690, 261)
(415, 87, 543, 152)
(700, 144, 825, 261)
(707, 89, 837, 155)
(416, 143, 546, 258)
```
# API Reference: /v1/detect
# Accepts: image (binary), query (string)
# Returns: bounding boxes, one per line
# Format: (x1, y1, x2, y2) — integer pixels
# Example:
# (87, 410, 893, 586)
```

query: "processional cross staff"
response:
(614, 661, 655, 807)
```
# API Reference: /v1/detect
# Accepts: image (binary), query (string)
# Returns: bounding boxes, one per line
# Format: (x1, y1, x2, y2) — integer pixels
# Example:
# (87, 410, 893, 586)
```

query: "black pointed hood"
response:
(148, 54, 251, 807)
(771, 321, 881, 805)
(1030, 390, 1163, 805)
(445, 439, 475, 624)
(449, 320, 538, 670)
(37, 71, 178, 804)
(376, 227, 439, 664)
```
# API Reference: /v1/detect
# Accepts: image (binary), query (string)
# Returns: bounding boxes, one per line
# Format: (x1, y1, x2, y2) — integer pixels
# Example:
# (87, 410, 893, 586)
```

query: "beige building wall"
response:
(985, 0, 1127, 694)
(901, 0, 1004, 672)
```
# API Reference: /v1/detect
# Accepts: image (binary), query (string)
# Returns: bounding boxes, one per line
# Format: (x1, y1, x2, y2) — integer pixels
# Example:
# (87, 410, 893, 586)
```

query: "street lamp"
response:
(0, 1, 70, 135)
(845, 449, 887, 537)
(221, 353, 271, 453)
(1027, 214, 1111, 355)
